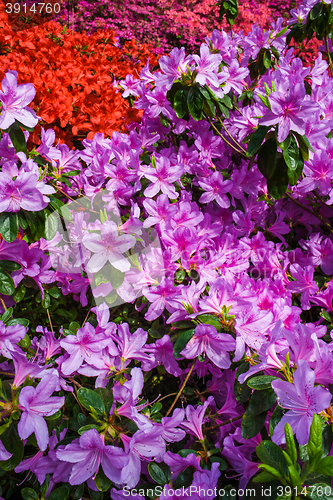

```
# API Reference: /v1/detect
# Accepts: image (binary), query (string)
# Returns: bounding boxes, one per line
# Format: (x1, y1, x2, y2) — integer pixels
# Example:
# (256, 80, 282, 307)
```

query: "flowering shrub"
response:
(0, 1, 159, 148)
(2, 1, 333, 500)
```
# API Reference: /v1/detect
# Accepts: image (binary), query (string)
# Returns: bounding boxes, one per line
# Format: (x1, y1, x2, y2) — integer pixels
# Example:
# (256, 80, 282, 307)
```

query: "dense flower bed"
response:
(1, 0, 333, 499)
(0, 1, 159, 148)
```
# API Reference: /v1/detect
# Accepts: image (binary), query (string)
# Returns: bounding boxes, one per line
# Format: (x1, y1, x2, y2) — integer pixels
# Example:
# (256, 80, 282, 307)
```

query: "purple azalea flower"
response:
(180, 396, 214, 441)
(142, 334, 182, 376)
(18, 373, 65, 451)
(259, 84, 319, 143)
(56, 429, 128, 485)
(181, 324, 235, 369)
(0, 70, 39, 130)
(222, 435, 259, 489)
(0, 320, 27, 358)
(10, 347, 45, 389)
(83, 220, 136, 273)
(0, 441, 12, 461)
(271, 359, 332, 445)
(155, 47, 192, 89)
(286, 264, 319, 310)
(198, 171, 233, 208)
(160, 408, 186, 442)
(192, 45, 222, 90)
(60, 322, 111, 376)
(0, 162, 51, 212)
(144, 156, 183, 199)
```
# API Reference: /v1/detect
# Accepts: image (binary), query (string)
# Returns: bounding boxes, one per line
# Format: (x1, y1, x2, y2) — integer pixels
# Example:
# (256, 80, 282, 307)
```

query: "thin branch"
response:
(46, 308, 54, 333)
(203, 415, 242, 432)
(325, 35, 333, 78)
(285, 193, 333, 235)
(206, 116, 246, 157)
(165, 360, 196, 417)
(217, 116, 247, 154)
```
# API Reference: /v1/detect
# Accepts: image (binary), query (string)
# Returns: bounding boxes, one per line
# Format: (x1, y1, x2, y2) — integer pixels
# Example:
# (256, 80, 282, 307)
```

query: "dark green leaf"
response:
(173, 466, 195, 489)
(256, 440, 289, 476)
(88, 488, 103, 500)
(252, 470, 278, 483)
(203, 97, 216, 118)
(1, 307, 13, 324)
(278, 133, 291, 151)
(18, 333, 31, 349)
(77, 388, 105, 415)
(45, 211, 59, 240)
(95, 468, 112, 492)
(148, 462, 168, 485)
(283, 135, 299, 170)
(288, 156, 304, 186)
(0, 271, 15, 296)
(7, 318, 29, 327)
(322, 423, 333, 457)
(257, 138, 277, 179)
(62, 170, 81, 177)
(9, 121, 27, 153)
(21, 488, 38, 500)
(0, 260, 21, 272)
(42, 292, 51, 309)
(310, 2, 323, 20)
(174, 88, 188, 119)
(316, 456, 333, 476)
(243, 126, 270, 157)
(267, 156, 289, 199)
(196, 314, 222, 329)
(48, 486, 69, 500)
(95, 387, 113, 414)
(110, 266, 125, 290)
(187, 86, 204, 121)
(0, 213, 19, 243)
(263, 49, 271, 69)
(241, 410, 267, 439)
(247, 376, 279, 390)
(173, 329, 195, 358)
(78, 424, 100, 435)
(0, 424, 24, 470)
(73, 484, 85, 500)
(247, 388, 276, 414)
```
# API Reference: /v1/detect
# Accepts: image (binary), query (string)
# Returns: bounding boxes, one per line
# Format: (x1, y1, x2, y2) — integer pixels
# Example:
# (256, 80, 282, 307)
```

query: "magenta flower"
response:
(155, 47, 192, 89)
(271, 360, 332, 445)
(181, 324, 235, 369)
(0, 441, 12, 461)
(0, 320, 27, 358)
(192, 45, 222, 89)
(0, 162, 50, 212)
(142, 334, 182, 377)
(56, 429, 128, 485)
(286, 264, 319, 310)
(198, 171, 232, 208)
(18, 373, 65, 451)
(259, 84, 319, 143)
(180, 396, 214, 441)
(160, 408, 186, 442)
(60, 322, 111, 376)
(144, 156, 183, 199)
(0, 70, 39, 130)
(83, 220, 136, 273)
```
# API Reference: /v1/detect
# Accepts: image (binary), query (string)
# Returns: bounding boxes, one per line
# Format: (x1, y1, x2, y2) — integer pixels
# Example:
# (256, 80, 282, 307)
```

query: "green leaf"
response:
(196, 314, 222, 329)
(241, 410, 267, 439)
(78, 424, 100, 435)
(88, 488, 103, 500)
(0, 271, 15, 296)
(316, 456, 333, 476)
(48, 486, 70, 500)
(288, 464, 302, 489)
(95, 387, 113, 414)
(294, 132, 314, 159)
(95, 468, 112, 492)
(173, 329, 195, 359)
(307, 482, 333, 499)
(252, 470, 278, 483)
(12, 285, 26, 303)
(0, 424, 24, 470)
(174, 87, 188, 119)
(45, 211, 59, 241)
(62, 170, 81, 177)
(73, 484, 85, 500)
(48, 286, 61, 299)
(310, 2, 322, 20)
(257, 464, 284, 480)
(267, 156, 289, 199)
(308, 414, 323, 462)
(109, 266, 125, 289)
(243, 126, 270, 157)
(21, 488, 38, 500)
(173, 466, 195, 489)
(42, 292, 51, 309)
(1, 307, 13, 324)
(9, 121, 27, 153)
(187, 85, 204, 121)
(283, 135, 299, 170)
(0, 260, 21, 272)
(247, 388, 277, 414)
(256, 440, 289, 476)
(257, 137, 277, 179)
(77, 388, 106, 415)
(0, 212, 19, 242)
(288, 156, 304, 186)
(247, 376, 279, 390)
(278, 133, 292, 151)
(285, 423, 298, 464)
(263, 49, 272, 69)
(18, 333, 31, 349)
(7, 318, 29, 327)
(148, 462, 169, 485)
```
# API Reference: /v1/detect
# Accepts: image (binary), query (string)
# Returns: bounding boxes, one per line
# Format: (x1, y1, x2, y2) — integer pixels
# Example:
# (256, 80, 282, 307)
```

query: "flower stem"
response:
(165, 360, 195, 417)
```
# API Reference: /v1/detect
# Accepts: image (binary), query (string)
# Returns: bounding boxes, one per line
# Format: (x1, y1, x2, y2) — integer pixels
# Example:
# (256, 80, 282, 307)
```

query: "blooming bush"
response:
(0, 1, 159, 148)
(2, 0, 333, 499)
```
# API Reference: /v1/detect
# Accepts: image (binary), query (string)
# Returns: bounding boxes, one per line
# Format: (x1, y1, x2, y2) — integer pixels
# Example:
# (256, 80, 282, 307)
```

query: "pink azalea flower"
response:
(83, 220, 136, 273)
(271, 360, 332, 445)
(0, 70, 39, 130)
(18, 373, 65, 451)
(144, 156, 183, 199)
(181, 324, 235, 369)
(180, 396, 214, 441)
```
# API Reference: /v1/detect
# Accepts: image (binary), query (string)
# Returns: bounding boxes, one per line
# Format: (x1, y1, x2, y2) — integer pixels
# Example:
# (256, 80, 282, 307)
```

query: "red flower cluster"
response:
(0, 1, 159, 147)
